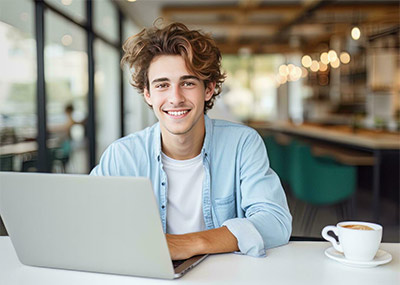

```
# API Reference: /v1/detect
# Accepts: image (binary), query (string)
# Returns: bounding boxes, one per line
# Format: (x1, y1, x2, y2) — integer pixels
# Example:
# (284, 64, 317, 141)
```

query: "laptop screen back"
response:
(0, 172, 175, 279)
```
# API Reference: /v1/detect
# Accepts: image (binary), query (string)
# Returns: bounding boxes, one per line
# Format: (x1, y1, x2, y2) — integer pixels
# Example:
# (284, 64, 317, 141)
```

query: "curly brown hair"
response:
(121, 22, 226, 113)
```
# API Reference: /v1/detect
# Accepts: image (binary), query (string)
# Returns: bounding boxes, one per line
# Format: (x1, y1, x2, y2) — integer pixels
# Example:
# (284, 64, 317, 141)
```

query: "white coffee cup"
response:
(321, 221, 382, 261)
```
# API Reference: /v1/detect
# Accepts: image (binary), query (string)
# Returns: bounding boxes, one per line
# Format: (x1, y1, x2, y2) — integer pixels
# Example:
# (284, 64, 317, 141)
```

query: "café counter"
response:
(249, 121, 400, 150)
(249, 121, 400, 222)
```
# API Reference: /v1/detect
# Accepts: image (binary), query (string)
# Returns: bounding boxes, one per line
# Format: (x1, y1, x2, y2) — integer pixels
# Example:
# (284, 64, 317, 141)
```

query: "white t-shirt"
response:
(161, 152, 205, 235)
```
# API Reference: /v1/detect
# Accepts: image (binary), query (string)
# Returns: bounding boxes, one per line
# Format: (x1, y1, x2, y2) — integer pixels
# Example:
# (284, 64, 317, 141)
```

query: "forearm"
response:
(166, 226, 239, 260)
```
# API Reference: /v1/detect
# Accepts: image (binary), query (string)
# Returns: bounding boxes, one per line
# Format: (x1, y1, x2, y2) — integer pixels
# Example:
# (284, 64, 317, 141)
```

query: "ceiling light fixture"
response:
(301, 55, 312, 68)
(351, 27, 361, 40)
(340, 52, 351, 64)
(61, 34, 73, 46)
(331, 58, 340, 68)
(279, 65, 289, 77)
(320, 52, 329, 65)
(327, 50, 337, 62)
(310, 60, 320, 72)
(319, 62, 328, 72)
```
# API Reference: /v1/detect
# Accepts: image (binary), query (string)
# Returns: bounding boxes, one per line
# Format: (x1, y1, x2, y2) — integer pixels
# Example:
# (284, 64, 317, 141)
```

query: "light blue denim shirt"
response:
(90, 115, 292, 257)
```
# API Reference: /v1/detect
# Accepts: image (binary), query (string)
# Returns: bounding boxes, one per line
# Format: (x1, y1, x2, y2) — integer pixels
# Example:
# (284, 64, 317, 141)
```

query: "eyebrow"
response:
(180, 75, 200, 81)
(151, 77, 169, 85)
(150, 75, 200, 85)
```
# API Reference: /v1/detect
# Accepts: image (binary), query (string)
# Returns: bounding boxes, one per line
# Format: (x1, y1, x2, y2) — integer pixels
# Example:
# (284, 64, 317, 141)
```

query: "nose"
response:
(168, 85, 185, 105)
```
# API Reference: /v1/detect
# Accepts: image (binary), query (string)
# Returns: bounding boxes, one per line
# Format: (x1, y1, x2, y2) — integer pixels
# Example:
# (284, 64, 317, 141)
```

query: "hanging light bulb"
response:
(328, 50, 338, 62)
(319, 62, 328, 72)
(310, 60, 320, 72)
(289, 66, 302, 81)
(340, 52, 351, 64)
(301, 55, 312, 68)
(331, 58, 341, 68)
(61, 34, 73, 46)
(276, 74, 287, 85)
(279, 65, 289, 77)
(320, 52, 329, 65)
(351, 27, 361, 40)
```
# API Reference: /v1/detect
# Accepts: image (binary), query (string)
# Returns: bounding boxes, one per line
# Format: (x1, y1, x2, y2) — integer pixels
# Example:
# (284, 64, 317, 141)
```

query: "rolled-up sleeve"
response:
(224, 130, 292, 257)
(222, 218, 266, 257)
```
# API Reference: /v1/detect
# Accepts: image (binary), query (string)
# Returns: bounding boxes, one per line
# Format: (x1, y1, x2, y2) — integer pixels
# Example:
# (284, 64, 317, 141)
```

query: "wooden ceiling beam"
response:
(162, 4, 303, 16)
(161, 1, 399, 55)
(185, 22, 278, 32)
(238, 0, 263, 9)
(162, 2, 398, 17)
(216, 42, 296, 55)
(274, 0, 329, 38)
(319, 3, 399, 13)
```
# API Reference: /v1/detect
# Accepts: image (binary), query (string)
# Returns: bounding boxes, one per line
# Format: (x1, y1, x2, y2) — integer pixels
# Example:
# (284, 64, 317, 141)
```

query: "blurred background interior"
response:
(0, 0, 399, 241)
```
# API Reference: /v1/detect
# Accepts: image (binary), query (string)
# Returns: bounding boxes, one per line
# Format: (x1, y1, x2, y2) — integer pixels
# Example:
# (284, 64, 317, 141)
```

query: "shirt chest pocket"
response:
(213, 193, 237, 226)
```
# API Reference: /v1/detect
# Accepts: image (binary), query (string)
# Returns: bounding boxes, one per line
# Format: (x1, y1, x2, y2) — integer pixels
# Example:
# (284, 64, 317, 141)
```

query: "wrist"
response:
(188, 231, 209, 256)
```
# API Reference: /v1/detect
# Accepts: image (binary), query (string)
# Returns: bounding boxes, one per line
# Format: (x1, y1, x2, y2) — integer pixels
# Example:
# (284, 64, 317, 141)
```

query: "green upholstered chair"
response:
(21, 140, 71, 173)
(51, 139, 71, 173)
(0, 154, 14, 171)
(288, 139, 356, 235)
(263, 135, 290, 185)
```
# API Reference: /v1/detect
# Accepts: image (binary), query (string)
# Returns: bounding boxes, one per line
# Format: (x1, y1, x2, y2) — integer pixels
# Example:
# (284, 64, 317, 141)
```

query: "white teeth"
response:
(167, 110, 188, 116)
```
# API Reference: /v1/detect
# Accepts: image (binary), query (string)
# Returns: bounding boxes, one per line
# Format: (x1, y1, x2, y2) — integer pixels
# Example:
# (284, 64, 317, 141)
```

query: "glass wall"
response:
(44, 0, 86, 24)
(1, 0, 146, 172)
(0, 0, 37, 172)
(94, 0, 119, 44)
(44, 10, 89, 173)
(94, 40, 120, 162)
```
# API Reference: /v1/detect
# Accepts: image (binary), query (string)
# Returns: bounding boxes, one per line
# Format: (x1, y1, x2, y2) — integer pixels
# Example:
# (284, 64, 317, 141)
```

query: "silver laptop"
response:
(0, 172, 207, 279)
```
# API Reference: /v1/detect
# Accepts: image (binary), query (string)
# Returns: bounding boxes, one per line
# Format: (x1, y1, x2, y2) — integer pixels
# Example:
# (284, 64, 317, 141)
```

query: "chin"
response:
(162, 122, 192, 135)
(167, 127, 191, 136)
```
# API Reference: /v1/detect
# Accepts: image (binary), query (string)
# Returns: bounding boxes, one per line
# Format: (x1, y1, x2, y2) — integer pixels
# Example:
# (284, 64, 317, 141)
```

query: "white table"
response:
(0, 237, 398, 285)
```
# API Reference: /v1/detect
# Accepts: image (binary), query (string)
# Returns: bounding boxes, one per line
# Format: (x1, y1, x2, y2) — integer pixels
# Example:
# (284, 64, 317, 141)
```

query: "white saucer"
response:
(324, 247, 392, 268)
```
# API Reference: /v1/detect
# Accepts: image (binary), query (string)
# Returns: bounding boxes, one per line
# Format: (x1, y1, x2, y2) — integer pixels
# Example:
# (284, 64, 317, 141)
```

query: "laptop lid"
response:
(0, 172, 178, 279)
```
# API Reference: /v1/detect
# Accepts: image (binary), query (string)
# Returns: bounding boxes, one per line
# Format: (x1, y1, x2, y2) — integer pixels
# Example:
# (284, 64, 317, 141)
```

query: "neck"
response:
(160, 126, 205, 161)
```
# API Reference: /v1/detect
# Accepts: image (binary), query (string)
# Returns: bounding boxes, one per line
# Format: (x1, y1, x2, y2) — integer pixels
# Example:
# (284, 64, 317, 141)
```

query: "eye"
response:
(182, 81, 195, 87)
(155, 82, 169, 89)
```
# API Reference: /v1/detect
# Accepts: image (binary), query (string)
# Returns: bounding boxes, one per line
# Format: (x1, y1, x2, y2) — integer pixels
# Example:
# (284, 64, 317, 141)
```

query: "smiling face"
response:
(144, 55, 215, 140)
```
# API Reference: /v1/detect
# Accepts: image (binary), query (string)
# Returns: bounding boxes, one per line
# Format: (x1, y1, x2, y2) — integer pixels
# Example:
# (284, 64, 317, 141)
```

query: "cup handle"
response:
(321, 225, 343, 252)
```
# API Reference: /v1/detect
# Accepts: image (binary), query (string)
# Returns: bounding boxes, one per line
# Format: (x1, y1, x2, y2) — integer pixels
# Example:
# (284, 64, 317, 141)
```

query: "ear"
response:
(205, 82, 216, 101)
(143, 88, 152, 106)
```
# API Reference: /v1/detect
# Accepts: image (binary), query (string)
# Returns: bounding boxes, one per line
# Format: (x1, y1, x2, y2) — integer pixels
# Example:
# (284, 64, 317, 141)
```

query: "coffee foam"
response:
(342, 224, 374, 230)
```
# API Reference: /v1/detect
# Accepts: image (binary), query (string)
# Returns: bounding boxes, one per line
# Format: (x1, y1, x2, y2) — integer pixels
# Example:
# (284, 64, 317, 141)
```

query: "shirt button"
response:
(161, 182, 165, 186)
(161, 205, 165, 209)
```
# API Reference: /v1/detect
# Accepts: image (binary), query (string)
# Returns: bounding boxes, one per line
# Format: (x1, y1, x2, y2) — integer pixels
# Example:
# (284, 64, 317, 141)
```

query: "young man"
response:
(91, 22, 292, 260)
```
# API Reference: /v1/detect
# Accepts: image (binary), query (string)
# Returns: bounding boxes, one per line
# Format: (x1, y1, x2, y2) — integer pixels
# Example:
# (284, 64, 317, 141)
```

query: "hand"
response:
(165, 226, 239, 260)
